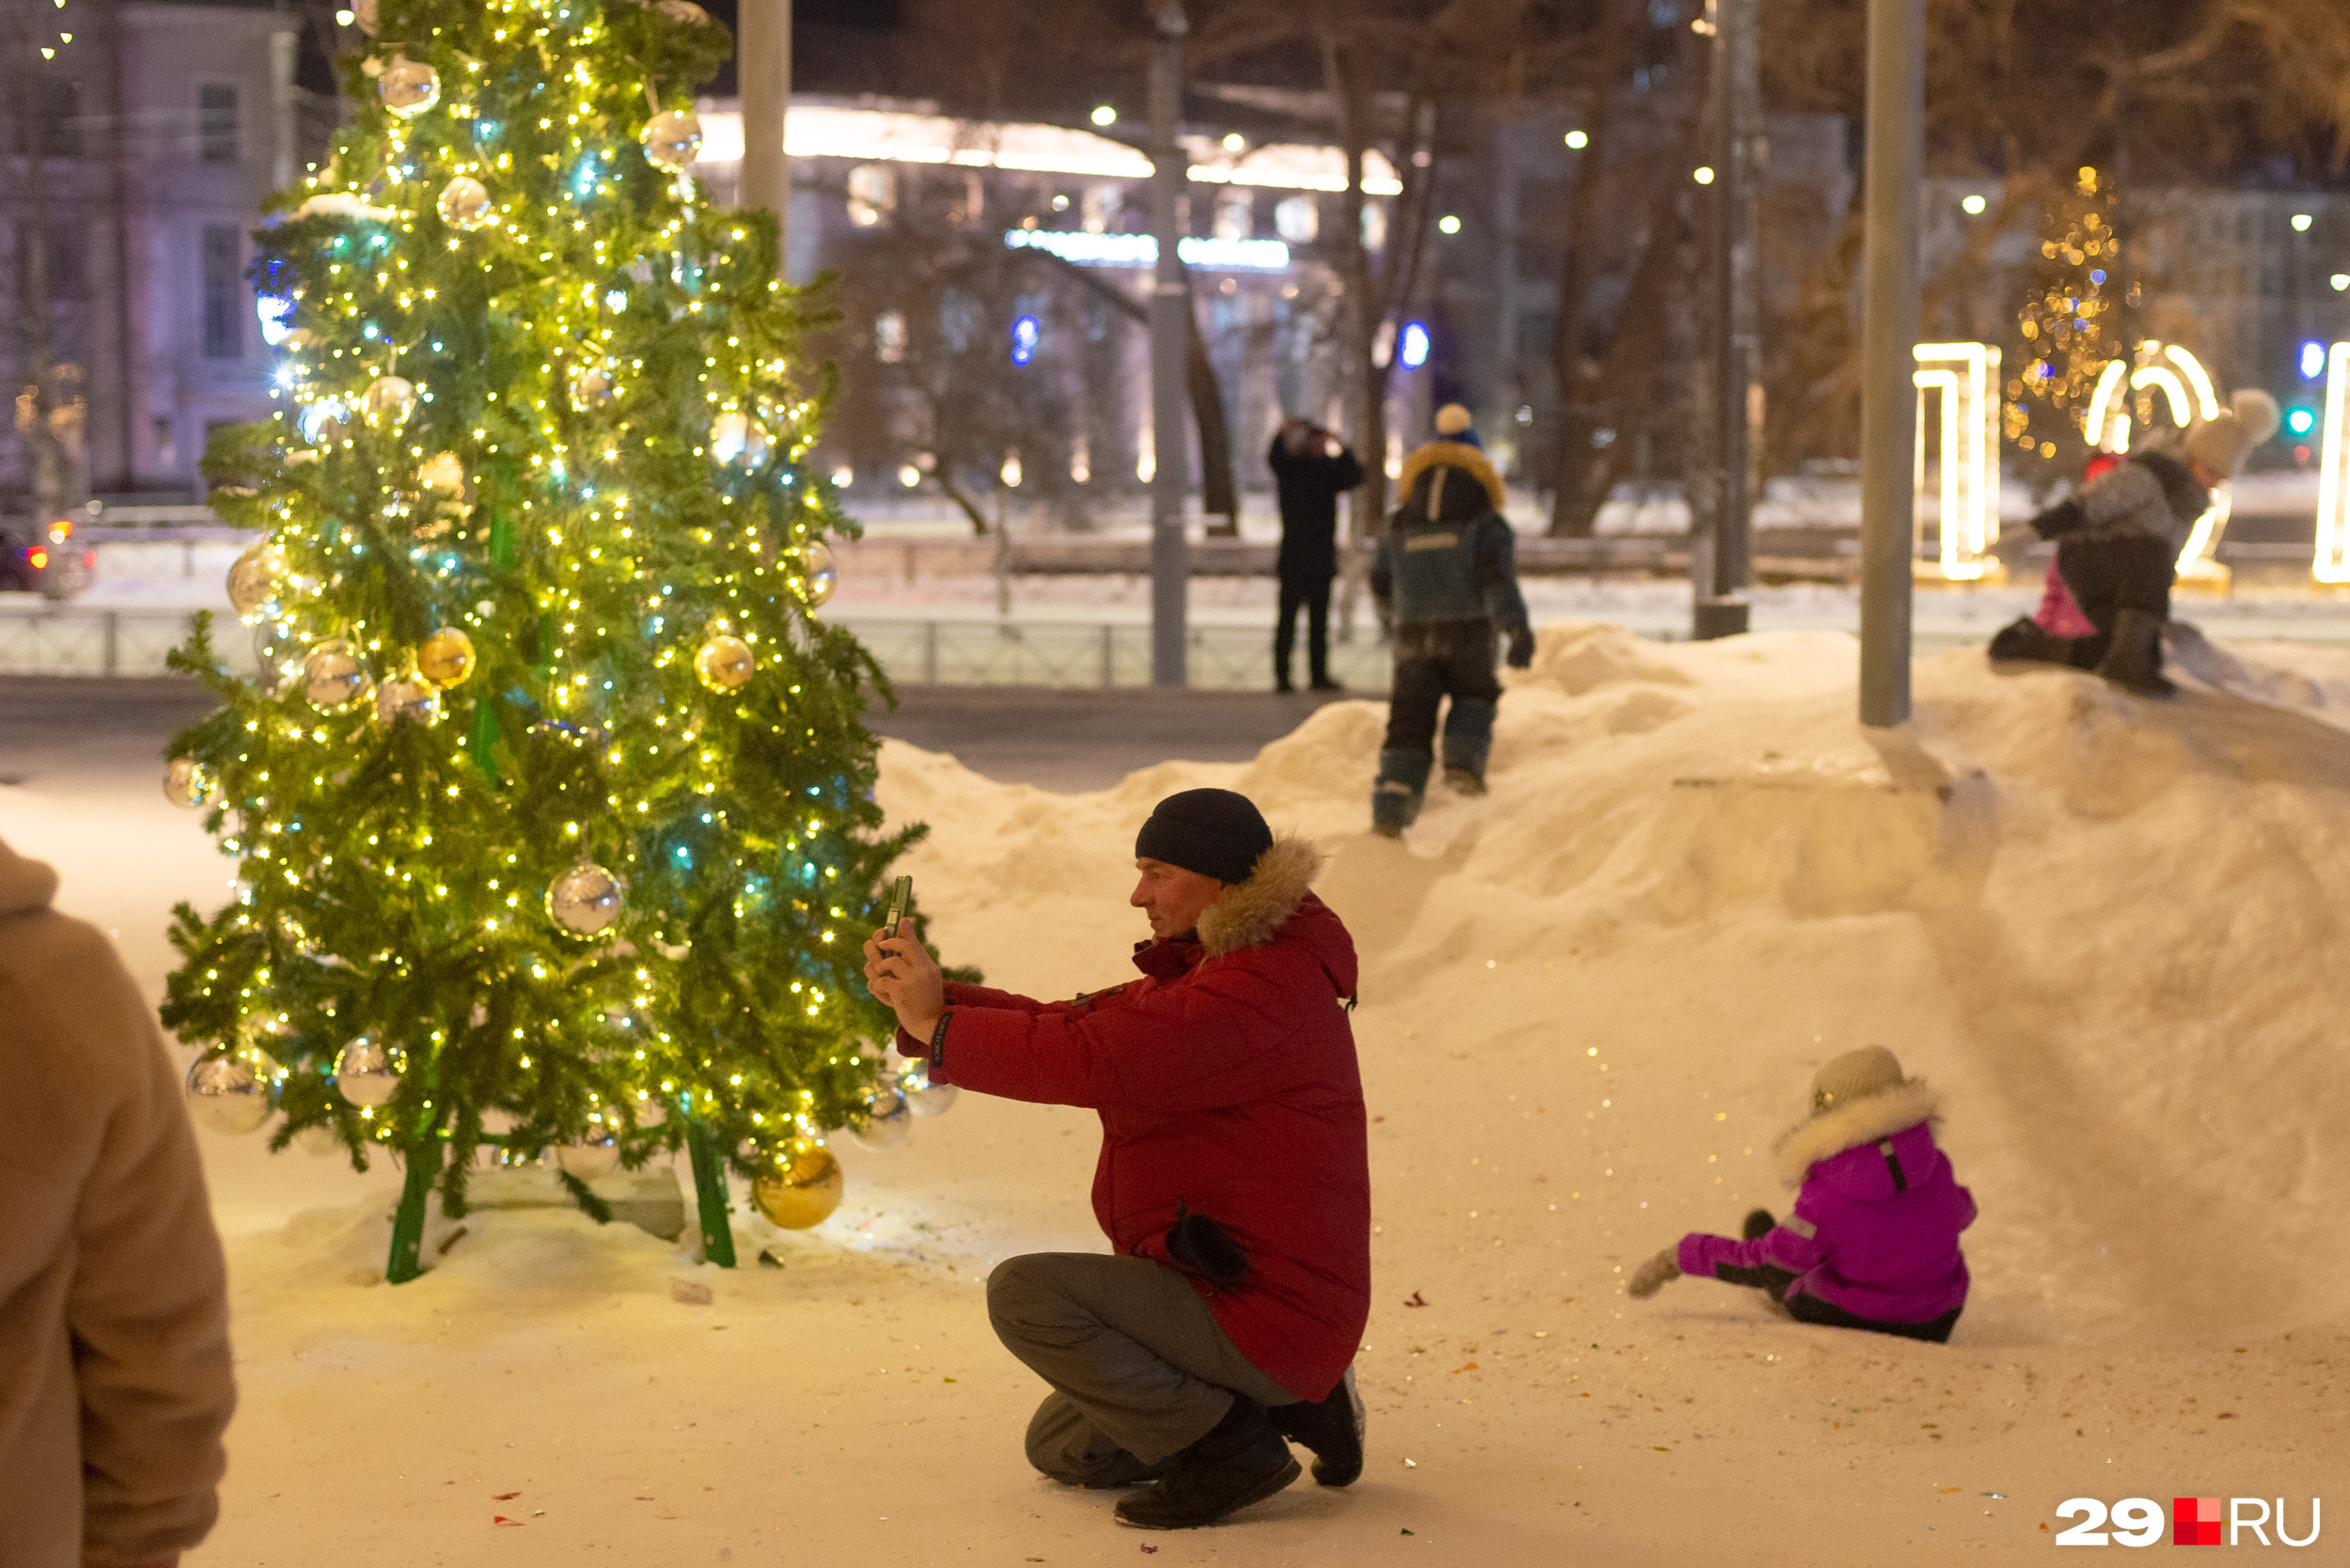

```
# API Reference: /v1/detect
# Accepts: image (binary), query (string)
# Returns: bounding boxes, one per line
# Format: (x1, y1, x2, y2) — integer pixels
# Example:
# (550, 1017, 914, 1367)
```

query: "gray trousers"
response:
(986, 1252, 1295, 1482)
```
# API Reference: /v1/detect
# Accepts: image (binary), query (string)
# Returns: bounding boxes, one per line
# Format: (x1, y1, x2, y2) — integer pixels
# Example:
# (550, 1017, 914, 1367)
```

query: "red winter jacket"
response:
(899, 838, 1369, 1403)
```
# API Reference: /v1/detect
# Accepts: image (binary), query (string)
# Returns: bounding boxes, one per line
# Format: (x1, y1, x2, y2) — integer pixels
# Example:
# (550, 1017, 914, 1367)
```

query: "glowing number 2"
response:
(2054, 1497, 2107, 1545)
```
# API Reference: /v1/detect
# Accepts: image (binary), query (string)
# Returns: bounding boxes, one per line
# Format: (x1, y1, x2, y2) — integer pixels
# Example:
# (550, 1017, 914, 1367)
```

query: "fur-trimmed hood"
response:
(1396, 440, 1507, 515)
(1197, 835, 1323, 957)
(1773, 1077, 1940, 1188)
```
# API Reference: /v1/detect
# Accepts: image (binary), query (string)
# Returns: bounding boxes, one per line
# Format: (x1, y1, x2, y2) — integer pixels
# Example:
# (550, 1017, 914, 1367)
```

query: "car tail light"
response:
(83, 550, 97, 568)
(49, 520, 71, 543)
(28, 547, 49, 570)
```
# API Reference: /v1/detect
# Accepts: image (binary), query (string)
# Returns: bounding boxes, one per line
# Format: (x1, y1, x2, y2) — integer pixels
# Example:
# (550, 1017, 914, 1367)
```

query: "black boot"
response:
(1113, 1396, 1300, 1529)
(1741, 1209, 1776, 1241)
(1270, 1367, 1364, 1487)
(2094, 607, 2176, 697)
(1987, 617, 2076, 666)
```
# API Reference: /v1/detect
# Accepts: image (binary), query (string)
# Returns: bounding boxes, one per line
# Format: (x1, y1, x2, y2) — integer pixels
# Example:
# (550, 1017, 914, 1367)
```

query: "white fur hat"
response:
(2182, 388, 2282, 478)
(1810, 1045, 1907, 1116)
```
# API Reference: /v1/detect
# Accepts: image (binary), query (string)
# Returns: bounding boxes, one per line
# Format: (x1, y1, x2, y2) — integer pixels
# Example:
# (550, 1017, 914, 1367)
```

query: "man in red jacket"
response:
(863, 789, 1370, 1530)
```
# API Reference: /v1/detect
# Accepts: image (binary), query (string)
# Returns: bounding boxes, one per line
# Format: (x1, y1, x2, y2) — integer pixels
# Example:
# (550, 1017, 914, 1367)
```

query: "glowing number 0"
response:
(2054, 1497, 2164, 1547)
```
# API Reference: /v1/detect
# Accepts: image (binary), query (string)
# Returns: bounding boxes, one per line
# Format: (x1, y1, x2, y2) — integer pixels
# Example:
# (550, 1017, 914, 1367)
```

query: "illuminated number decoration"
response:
(1912, 343, 2004, 583)
(2316, 342, 2350, 587)
(2079, 341, 2233, 591)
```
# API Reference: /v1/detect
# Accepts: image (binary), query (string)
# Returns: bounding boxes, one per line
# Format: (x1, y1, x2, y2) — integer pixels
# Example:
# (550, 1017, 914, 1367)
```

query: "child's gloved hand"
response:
(1626, 1247, 1682, 1299)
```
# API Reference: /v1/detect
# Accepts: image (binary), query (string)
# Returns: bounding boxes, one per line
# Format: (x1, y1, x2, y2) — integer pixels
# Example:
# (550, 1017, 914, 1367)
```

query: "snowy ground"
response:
(5, 624, 2347, 1563)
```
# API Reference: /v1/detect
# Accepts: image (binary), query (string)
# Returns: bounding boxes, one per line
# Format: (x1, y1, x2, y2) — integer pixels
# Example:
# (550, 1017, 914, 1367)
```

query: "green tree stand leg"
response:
(385, 1137, 444, 1284)
(683, 1120, 737, 1268)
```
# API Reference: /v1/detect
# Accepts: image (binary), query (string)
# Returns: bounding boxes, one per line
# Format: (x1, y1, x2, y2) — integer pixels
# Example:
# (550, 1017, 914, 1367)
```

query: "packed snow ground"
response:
(6, 624, 2347, 1564)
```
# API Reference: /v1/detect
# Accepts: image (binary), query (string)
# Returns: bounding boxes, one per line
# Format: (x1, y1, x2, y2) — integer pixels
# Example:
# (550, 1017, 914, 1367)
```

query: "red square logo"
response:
(2174, 1497, 2224, 1546)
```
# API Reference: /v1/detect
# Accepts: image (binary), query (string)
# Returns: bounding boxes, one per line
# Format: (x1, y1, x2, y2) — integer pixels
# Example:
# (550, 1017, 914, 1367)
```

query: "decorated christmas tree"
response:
(160, 0, 935, 1281)
(2002, 164, 2133, 486)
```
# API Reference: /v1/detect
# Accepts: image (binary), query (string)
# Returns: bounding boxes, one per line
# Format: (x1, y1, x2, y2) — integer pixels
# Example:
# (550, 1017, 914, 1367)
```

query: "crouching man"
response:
(862, 789, 1370, 1529)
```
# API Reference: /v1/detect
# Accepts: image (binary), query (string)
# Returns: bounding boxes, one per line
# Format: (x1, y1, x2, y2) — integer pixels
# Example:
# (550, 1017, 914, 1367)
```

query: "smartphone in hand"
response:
(880, 874, 912, 939)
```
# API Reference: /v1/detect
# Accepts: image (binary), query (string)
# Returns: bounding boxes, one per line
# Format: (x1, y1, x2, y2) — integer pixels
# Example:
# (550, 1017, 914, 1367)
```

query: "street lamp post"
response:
(1694, 0, 1759, 641)
(738, 0, 791, 277)
(1856, 0, 1925, 726)
(1148, 1, 1190, 687)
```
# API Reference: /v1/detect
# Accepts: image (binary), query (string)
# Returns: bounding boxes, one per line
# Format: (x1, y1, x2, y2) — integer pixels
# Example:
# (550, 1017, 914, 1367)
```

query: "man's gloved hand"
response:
(1505, 628, 1535, 668)
(2029, 497, 2086, 541)
(1626, 1247, 1682, 1299)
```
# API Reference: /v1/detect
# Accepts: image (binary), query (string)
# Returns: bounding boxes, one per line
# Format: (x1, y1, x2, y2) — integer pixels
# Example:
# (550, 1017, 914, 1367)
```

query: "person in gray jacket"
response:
(0, 834, 236, 1568)
(1990, 388, 2278, 695)
(1367, 408, 1533, 836)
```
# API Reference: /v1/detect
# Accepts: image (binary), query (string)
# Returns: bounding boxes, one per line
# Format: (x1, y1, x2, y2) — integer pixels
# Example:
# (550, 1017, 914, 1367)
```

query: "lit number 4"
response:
(2056, 1498, 2166, 1547)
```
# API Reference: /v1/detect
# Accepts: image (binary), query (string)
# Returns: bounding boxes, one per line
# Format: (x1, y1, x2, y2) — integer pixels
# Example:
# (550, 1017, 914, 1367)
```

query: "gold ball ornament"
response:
(418, 451, 467, 498)
(373, 673, 441, 727)
(416, 628, 476, 688)
(363, 374, 416, 426)
(752, 1141, 845, 1230)
(547, 861, 625, 936)
(570, 363, 616, 410)
(162, 757, 215, 808)
(656, 0, 712, 23)
(694, 633, 755, 693)
(798, 539, 838, 608)
(378, 56, 440, 118)
(333, 1031, 402, 1107)
(186, 1056, 273, 1135)
(436, 174, 493, 230)
(226, 545, 276, 616)
(641, 109, 703, 170)
(351, 0, 378, 34)
(303, 640, 369, 709)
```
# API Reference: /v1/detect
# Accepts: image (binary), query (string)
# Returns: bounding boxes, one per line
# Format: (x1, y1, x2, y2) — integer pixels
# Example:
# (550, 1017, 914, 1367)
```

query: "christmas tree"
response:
(2002, 164, 2133, 486)
(160, 0, 924, 1281)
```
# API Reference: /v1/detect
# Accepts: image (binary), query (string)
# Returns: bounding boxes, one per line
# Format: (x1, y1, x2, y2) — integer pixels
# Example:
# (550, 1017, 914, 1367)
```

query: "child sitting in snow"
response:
(1626, 1046, 1975, 1343)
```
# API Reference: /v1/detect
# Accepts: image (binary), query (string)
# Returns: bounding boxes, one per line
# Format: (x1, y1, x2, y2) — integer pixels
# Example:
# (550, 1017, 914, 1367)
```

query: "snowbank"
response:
(13, 620, 2344, 1562)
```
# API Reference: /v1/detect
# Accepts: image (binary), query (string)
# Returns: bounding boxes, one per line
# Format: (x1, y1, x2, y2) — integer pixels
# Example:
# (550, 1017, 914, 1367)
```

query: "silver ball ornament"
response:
(226, 545, 276, 616)
(852, 1084, 913, 1150)
(547, 861, 624, 936)
(163, 757, 216, 808)
(294, 1122, 345, 1156)
(436, 175, 493, 230)
(641, 110, 703, 170)
(556, 1115, 621, 1179)
(373, 674, 441, 727)
(363, 374, 417, 426)
(898, 1059, 959, 1117)
(378, 56, 440, 118)
(570, 363, 615, 410)
(304, 642, 368, 710)
(186, 1056, 273, 1135)
(334, 1030, 402, 1107)
(798, 538, 838, 608)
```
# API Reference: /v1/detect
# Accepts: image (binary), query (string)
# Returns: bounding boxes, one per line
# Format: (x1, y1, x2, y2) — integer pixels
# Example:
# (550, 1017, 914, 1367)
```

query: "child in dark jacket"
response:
(1627, 1046, 1975, 1343)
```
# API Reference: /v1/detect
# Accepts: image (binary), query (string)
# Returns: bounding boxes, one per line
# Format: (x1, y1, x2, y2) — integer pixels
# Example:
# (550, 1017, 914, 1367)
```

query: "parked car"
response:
(0, 510, 97, 599)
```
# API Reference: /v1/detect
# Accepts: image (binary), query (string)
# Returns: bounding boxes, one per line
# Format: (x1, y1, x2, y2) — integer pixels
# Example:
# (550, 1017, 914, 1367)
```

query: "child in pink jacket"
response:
(1628, 1046, 1975, 1343)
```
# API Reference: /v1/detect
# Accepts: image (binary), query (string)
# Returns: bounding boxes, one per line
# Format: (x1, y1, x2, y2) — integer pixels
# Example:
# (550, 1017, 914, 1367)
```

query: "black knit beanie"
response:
(1134, 789, 1273, 885)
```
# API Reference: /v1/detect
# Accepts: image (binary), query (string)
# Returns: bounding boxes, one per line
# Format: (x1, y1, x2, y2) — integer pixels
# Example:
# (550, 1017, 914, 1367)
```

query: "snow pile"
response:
(884, 622, 2350, 1345)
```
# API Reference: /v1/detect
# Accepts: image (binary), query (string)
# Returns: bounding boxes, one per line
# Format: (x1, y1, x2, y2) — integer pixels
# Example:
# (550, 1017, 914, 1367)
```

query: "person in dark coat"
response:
(1626, 1046, 1975, 1343)
(1988, 389, 2278, 695)
(1367, 411, 1533, 836)
(862, 789, 1370, 1531)
(1266, 418, 1365, 693)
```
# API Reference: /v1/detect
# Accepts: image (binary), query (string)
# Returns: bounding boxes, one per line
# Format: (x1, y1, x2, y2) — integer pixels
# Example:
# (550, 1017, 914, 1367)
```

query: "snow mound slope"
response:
(881, 622, 2350, 1347)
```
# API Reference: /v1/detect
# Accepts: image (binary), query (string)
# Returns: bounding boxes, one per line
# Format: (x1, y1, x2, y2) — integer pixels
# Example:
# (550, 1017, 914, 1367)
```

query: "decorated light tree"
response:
(161, 0, 943, 1282)
(2002, 165, 2133, 487)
